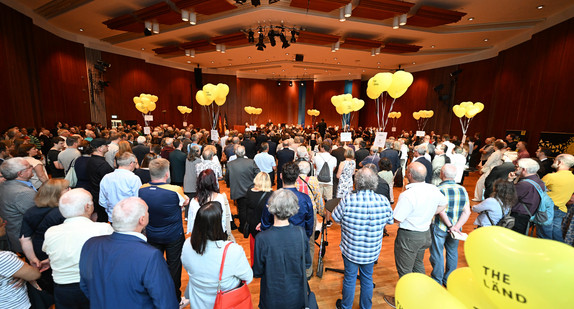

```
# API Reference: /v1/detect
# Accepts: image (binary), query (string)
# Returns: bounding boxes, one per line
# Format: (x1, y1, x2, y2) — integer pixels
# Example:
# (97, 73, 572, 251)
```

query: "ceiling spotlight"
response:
(216, 44, 222, 52)
(189, 12, 197, 25)
(339, 7, 346, 22)
(256, 33, 266, 51)
(412, 62, 416, 64)
(300, 81, 305, 86)
(79, 28, 84, 32)
(399, 14, 407, 26)
(185, 49, 195, 57)
(393, 16, 399, 29)
(251, 0, 261, 7)
(484, 38, 489, 42)
(537, 5, 544, 9)
(248, 30, 255, 43)
(187, 61, 191, 63)
(181, 9, 189, 22)
(234, 0, 247, 4)
(152, 22, 159, 34)
(344, 3, 352, 18)
(268, 29, 277, 47)
(221, 44, 226, 53)
(289, 81, 293, 87)
(332, 41, 340, 52)
(279, 32, 290, 49)
(431, 45, 435, 48)
(371, 49, 376, 56)
(290, 30, 298, 43)
(277, 80, 281, 86)
(468, 17, 474, 21)
(375, 47, 381, 55)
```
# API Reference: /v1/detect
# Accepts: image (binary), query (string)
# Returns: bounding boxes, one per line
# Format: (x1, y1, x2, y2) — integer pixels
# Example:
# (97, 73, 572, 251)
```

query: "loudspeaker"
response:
(295, 54, 304, 62)
(194, 68, 203, 89)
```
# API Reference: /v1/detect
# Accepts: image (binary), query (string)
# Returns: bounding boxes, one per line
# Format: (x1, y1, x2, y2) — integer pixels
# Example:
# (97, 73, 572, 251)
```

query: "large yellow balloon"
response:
(465, 106, 480, 118)
(202, 83, 218, 103)
(413, 112, 420, 120)
(366, 87, 380, 100)
(343, 93, 352, 101)
(395, 273, 465, 309)
(351, 99, 364, 112)
(460, 101, 473, 109)
(465, 226, 574, 309)
(452, 105, 466, 118)
(336, 104, 346, 115)
(214, 96, 226, 106)
(216, 83, 230, 98)
(196, 90, 209, 106)
(135, 103, 144, 113)
(332, 95, 344, 107)
(374, 72, 393, 92)
(148, 102, 156, 112)
(141, 97, 151, 105)
(474, 102, 484, 113)
(396, 112, 401, 118)
(133, 97, 141, 104)
(150, 95, 158, 103)
(388, 71, 414, 99)
(428, 110, 434, 117)
(447, 267, 497, 309)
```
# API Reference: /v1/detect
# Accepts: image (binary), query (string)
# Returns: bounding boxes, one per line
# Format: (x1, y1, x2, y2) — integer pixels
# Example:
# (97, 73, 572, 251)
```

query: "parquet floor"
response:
(180, 171, 482, 308)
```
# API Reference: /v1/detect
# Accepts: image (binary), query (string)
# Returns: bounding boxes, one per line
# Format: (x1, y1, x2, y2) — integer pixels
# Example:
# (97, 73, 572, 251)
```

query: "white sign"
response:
(183, 121, 187, 127)
(416, 130, 425, 137)
(340, 132, 352, 142)
(391, 126, 396, 132)
(144, 115, 153, 121)
(143, 126, 151, 135)
(211, 130, 219, 141)
(373, 132, 387, 148)
(249, 125, 257, 131)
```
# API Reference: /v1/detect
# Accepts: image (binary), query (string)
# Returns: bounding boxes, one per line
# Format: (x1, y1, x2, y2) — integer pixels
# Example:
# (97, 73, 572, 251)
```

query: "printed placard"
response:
(211, 130, 219, 141)
(340, 132, 352, 142)
(143, 126, 151, 135)
(249, 125, 257, 131)
(373, 132, 387, 148)
(183, 121, 187, 127)
(391, 126, 397, 132)
(144, 115, 153, 121)
(416, 130, 425, 137)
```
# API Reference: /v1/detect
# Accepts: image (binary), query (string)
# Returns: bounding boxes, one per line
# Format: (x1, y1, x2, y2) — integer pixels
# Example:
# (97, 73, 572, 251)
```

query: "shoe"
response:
(314, 230, 320, 240)
(326, 220, 333, 227)
(230, 221, 238, 230)
(383, 295, 396, 308)
(336, 299, 342, 309)
(179, 297, 190, 309)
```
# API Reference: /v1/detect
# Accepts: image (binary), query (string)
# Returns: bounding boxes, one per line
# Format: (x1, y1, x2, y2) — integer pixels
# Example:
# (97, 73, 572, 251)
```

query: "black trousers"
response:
(54, 282, 89, 309)
(236, 197, 248, 230)
(149, 234, 186, 302)
(511, 212, 531, 235)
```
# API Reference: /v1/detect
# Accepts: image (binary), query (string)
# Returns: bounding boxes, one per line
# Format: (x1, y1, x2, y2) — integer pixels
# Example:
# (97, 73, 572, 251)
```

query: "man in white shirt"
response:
(104, 132, 121, 168)
(313, 141, 337, 201)
(99, 153, 142, 222)
(43, 188, 113, 308)
(254, 142, 277, 185)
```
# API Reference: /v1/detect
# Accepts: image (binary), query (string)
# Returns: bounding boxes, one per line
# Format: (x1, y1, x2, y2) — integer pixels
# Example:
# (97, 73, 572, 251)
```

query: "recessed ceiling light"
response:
(537, 5, 544, 9)
(334, 58, 337, 60)
(285, 53, 289, 55)
(304, 68, 307, 70)
(255, 70, 258, 72)
(187, 61, 191, 63)
(348, 72, 351, 75)
(282, 69, 285, 71)
(468, 17, 474, 21)
(362, 70, 365, 72)
(484, 38, 489, 42)
(325, 70, 328, 72)
(412, 62, 416, 64)
(431, 45, 435, 48)
(141, 48, 145, 51)
(266, 59, 269, 62)
(377, 66, 380, 68)
(228, 63, 231, 66)
(272, 72, 275, 74)
(79, 28, 84, 32)
(377, 62, 381, 64)
(211, 61, 215, 63)
(248, 56, 251, 59)
(337, 62, 340, 64)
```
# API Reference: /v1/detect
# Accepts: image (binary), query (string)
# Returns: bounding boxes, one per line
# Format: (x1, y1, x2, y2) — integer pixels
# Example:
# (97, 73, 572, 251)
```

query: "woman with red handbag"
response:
(181, 201, 253, 309)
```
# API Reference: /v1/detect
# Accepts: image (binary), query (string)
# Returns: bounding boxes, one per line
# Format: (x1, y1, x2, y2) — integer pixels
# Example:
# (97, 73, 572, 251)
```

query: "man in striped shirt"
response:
(332, 167, 394, 309)
(429, 164, 471, 286)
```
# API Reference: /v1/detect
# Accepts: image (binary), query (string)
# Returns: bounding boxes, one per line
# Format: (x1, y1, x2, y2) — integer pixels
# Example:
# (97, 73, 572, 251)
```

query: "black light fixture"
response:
(95, 60, 111, 72)
(234, 0, 247, 4)
(290, 30, 298, 43)
(256, 33, 266, 51)
(269, 0, 280, 4)
(300, 81, 305, 86)
(251, 0, 261, 6)
(268, 29, 277, 47)
(277, 80, 281, 86)
(248, 30, 255, 43)
(279, 31, 290, 49)
(450, 69, 463, 77)
(289, 81, 293, 87)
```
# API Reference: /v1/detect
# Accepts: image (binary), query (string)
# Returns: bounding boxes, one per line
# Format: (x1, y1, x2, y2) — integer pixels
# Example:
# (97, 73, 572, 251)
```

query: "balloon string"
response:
(376, 97, 380, 130)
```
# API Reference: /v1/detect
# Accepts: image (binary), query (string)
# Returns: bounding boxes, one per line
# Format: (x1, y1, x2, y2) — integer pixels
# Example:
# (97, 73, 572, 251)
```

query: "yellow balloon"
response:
(135, 103, 144, 112)
(150, 95, 158, 103)
(428, 110, 434, 117)
(366, 87, 380, 100)
(447, 267, 498, 309)
(133, 97, 141, 104)
(141, 97, 151, 105)
(333, 95, 344, 107)
(244, 106, 251, 114)
(216, 83, 230, 98)
(336, 104, 346, 115)
(474, 102, 484, 113)
(388, 112, 395, 119)
(202, 83, 218, 103)
(196, 90, 209, 106)
(452, 105, 466, 118)
(215, 96, 226, 106)
(343, 93, 352, 101)
(460, 101, 473, 109)
(139, 93, 146, 98)
(148, 102, 156, 112)
(374, 72, 393, 92)
(397, 112, 401, 118)
(396, 273, 465, 309)
(465, 106, 480, 118)
(388, 71, 414, 99)
(413, 112, 420, 120)
(465, 226, 574, 309)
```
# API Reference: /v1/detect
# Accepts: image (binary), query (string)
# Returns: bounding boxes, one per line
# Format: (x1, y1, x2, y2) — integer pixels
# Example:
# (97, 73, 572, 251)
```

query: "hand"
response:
(29, 280, 42, 291)
(39, 259, 51, 272)
(10, 278, 25, 288)
(29, 258, 41, 269)
(255, 223, 261, 231)
(508, 172, 518, 181)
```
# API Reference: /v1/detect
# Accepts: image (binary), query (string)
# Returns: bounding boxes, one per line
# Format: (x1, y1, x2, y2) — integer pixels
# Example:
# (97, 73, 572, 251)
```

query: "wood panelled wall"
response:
(2, 2, 573, 152)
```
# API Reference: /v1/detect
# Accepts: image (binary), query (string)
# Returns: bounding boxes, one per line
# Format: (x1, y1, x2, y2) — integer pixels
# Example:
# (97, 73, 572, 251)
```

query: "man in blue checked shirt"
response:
(430, 164, 471, 286)
(332, 167, 394, 309)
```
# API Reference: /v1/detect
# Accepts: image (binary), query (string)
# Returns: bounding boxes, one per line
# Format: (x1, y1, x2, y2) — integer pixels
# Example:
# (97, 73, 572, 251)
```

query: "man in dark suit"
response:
(275, 140, 295, 189)
(536, 147, 554, 178)
(227, 146, 260, 229)
(132, 136, 150, 165)
(354, 140, 369, 167)
(317, 119, 327, 139)
(168, 140, 186, 186)
(413, 145, 433, 184)
(380, 141, 401, 174)
(242, 133, 257, 159)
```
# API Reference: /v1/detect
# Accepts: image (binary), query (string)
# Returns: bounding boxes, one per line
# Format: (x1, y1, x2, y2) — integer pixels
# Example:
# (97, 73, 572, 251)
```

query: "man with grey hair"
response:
(227, 145, 260, 230)
(0, 158, 36, 253)
(431, 144, 450, 186)
(332, 167, 393, 309)
(429, 164, 470, 286)
(540, 154, 574, 241)
(43, 189, 113, 308)
(391, 162, 447, 281)
(412, 145, 432, 184)
(195, 146, 222, 179)
(509, 158, 545, 235)
(359, 145, 380, 168)
(132, 135, 150, 165)
(79, 197, 178, 308)
(160, 137, 175, 159)
(99, 152, 142, 222)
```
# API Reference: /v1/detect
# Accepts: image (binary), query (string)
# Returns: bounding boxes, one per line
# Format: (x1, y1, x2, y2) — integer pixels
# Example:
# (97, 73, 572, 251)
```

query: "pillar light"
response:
(344, 3, 352, 18)
(216, 44, 222, 52)
(221, 44, 226, 54)
(181, 9, 189, 22)
(339, 8, 346, 22)
(152, 22, 159, 34)
(375, 47, 381, 55)
(144, 20, 152, 31)
(392, 16, 399, 29)
(189, 12, 197, 25)
(399, 14, 407, 26)
(371, 48, 376, 56)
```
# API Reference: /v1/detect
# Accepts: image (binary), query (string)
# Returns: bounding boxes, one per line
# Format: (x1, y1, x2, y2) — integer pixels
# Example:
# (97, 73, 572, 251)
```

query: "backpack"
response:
(485, 198, 515, 229)
(316, 154, 332, 183)
(521, 179, 554, 226)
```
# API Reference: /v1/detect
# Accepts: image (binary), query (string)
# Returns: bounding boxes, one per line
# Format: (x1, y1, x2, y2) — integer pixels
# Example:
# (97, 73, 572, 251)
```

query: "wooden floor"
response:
(180, 171, 482, 308)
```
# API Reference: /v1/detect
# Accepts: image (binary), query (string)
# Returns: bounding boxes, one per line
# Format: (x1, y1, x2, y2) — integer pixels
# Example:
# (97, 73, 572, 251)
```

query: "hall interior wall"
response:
(1, 3, 573, 153)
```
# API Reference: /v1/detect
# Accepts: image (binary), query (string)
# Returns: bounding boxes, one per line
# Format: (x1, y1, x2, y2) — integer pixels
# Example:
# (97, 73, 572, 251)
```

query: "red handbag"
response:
(213, 242, 253, 309)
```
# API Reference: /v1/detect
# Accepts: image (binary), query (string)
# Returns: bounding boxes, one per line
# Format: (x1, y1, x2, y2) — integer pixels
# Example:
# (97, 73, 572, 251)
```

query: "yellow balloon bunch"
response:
(307, 109, 320, 116)
(331, 94, 364, 115)
(413, 110, 434, 120)
(244, 106, 262, 115)
(177, 106, 192, 114)
(133, 93, 158, 114)
(395, 226, 574, 309)
(388, 112, 402, 119)
(452, 101, 484, 119)
(196, 83, 230, 106)
(366, 70, 414, 100)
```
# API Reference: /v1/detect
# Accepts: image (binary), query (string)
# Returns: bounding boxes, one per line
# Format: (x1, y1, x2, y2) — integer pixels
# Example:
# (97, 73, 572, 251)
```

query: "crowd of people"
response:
(0, 120, 573, 309)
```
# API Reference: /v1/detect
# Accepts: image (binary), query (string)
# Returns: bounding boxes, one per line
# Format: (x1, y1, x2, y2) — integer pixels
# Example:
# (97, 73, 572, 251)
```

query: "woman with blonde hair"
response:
(244, 172, 274, 264)
(19, 179, 70, 298)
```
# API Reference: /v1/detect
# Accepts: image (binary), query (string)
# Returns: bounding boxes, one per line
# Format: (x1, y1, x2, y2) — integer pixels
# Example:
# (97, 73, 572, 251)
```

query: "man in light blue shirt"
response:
(254, 142, 276, 185)
(99, 153, 142, 222)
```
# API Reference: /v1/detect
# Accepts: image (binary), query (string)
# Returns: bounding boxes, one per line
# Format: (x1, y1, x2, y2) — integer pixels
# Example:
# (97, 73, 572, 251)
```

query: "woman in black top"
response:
(244, 172, 273, 265)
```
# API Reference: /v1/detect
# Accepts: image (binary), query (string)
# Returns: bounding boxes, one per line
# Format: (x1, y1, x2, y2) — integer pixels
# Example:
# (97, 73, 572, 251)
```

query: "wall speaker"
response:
(194, 68, 203, 89)
(295, 54, 304, 62)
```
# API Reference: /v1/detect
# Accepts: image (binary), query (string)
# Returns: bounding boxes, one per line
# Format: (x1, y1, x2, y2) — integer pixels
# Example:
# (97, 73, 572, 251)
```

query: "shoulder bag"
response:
(213, 242, 253, 309)
(64, 158, 78, 187)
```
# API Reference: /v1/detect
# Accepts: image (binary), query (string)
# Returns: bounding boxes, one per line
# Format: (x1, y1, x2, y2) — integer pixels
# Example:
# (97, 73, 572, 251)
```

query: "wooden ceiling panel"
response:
(407, 6, 466, 27)
(341, 37, 382, 50)
(381, 42, 421, 54)
(192, 0, 237, 15)
(290, 0, 349, 13)
(296, 31, 340, 45)
(135, 2, 181, 25)
(212, 32, 249, 46)
(180, 39, 213, 52)
(35, 0, 94, 19)
(103, 14, 142, 32)
(153, 45, 182, 56)
(352, 0, 413, 21)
